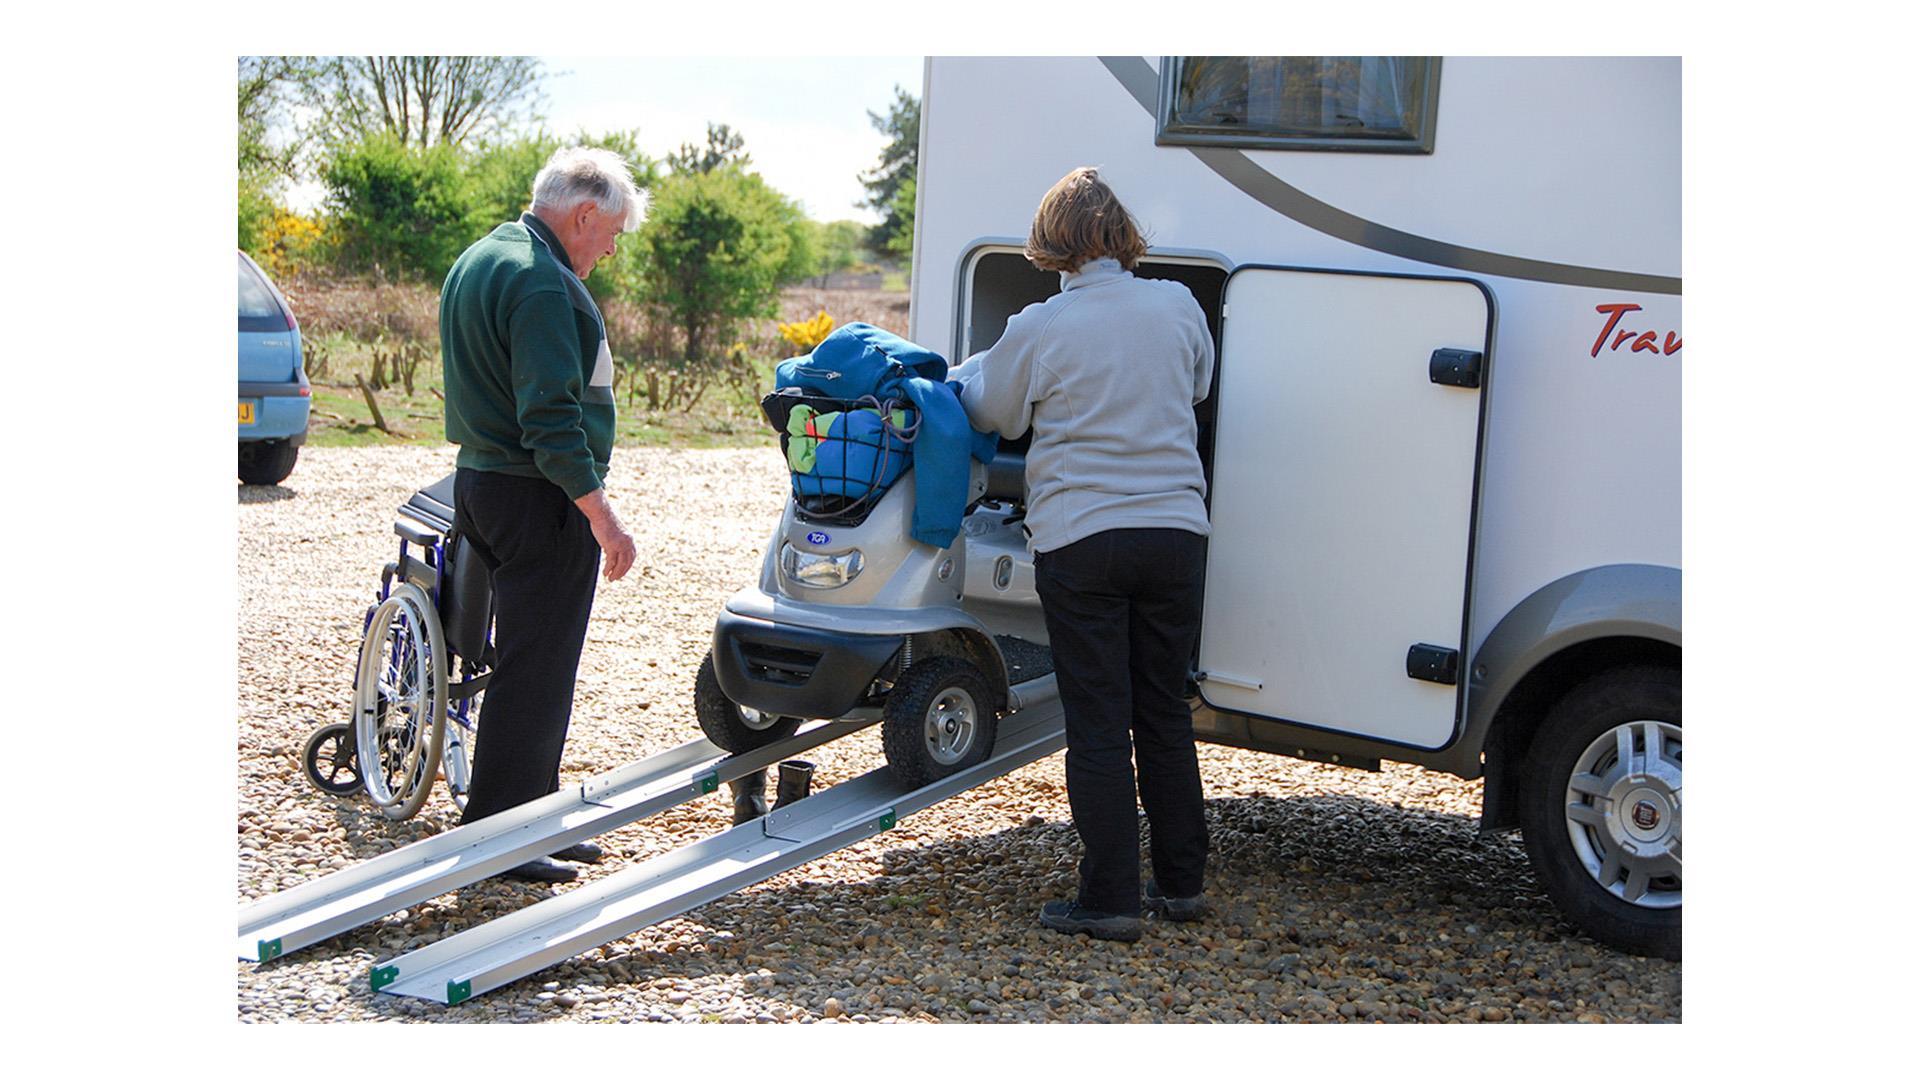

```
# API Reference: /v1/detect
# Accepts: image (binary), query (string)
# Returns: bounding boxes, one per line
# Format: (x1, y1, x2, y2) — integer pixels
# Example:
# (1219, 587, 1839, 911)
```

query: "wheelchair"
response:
(301, 474, 495, 820)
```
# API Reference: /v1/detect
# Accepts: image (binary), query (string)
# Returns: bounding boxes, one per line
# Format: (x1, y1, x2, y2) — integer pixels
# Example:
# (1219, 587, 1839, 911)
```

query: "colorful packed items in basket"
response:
(782, 397, 918, 501)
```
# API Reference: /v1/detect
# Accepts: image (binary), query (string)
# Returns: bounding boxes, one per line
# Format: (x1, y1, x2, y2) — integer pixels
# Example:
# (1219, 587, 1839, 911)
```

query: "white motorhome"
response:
(909, 56, 1681, 957)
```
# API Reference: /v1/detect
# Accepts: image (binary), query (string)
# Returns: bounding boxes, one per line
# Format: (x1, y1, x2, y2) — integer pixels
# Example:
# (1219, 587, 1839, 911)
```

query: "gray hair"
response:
(530, 146, 648, 231)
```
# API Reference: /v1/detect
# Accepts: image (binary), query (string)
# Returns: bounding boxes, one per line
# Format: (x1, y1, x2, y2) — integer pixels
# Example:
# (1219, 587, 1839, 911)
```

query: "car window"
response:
(239, 255, 287, 332)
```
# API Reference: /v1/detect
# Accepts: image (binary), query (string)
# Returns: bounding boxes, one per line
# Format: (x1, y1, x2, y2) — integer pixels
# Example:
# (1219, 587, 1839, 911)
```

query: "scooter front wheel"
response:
(694, 652, 801, 752)
(882, 657, 998, 788)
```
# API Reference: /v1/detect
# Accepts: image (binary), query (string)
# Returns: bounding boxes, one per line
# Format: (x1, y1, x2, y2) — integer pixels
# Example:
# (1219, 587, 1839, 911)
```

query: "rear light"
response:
(299, 385, 311, 397)
(284, 309, 297, 331)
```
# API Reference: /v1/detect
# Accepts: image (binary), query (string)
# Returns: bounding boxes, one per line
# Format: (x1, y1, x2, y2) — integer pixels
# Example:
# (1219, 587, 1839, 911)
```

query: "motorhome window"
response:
(1157, 57, 1439, 153)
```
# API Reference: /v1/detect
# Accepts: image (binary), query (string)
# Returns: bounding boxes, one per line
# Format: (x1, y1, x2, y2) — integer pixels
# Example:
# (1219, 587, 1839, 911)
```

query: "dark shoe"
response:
(1039, 900, 1142, 942)
(500, 856, 579, 884)
(730, 770, 769, 825)
(551, 840, 604, 864)
(1144, 879, 1208, 922)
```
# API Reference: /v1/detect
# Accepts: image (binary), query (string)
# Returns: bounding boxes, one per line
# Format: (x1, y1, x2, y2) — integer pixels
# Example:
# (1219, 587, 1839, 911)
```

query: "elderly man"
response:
(440, 146, 642, 882)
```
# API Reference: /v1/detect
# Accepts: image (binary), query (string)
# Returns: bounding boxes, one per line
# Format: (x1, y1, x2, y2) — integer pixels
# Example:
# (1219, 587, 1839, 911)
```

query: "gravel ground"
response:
(237, 446, 1680, 1024)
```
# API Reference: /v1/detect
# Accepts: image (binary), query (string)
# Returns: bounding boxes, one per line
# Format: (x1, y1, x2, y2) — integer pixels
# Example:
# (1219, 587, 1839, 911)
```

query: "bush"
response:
(778, 310, 835, 353)
(631, 167, 799, 405)
(320, 134, 475, 280)
(281, 272, 440, 347)
(463, 133, 561, 230)
(238, 173, 277, 255)
(252, 209, 330, 279)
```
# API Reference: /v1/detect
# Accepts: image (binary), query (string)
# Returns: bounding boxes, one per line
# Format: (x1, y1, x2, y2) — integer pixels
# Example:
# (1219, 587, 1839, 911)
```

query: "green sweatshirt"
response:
(440, 213, 615, 500)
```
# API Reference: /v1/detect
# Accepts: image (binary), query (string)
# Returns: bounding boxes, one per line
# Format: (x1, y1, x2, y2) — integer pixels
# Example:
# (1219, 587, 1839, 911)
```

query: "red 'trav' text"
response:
(1590, 303, 1681, 359)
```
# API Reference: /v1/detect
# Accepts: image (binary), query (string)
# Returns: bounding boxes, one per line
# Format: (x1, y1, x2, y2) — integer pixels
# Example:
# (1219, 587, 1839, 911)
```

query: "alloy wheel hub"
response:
(1564, 719, 1682, 908)
(925, 688, 977, 765)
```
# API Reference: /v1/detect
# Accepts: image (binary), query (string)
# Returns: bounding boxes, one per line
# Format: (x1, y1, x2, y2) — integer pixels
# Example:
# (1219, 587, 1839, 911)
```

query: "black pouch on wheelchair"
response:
(438, 532, 496, 668)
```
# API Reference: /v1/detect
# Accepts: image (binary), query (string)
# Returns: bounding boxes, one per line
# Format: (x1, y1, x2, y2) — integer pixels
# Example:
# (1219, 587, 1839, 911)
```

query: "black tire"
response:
(239, 440, 299, 485)
(302, 722, 362, 796)
(882, 657, 998, 789)
(694, 652, 801, 752)
(1519, 665, 1681, 960)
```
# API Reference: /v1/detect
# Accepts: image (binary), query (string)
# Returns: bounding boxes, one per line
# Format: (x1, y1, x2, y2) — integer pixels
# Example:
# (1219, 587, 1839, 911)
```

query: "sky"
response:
(539, 56, 924, 225)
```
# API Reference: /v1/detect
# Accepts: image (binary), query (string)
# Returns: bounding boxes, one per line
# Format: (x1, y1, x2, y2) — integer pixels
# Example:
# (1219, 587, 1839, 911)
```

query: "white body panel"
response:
(911, 56, 1680, 749)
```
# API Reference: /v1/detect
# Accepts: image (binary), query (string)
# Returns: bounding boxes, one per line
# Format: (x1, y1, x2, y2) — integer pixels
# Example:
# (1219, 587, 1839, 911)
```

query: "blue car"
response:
(238, 250, 311, 485)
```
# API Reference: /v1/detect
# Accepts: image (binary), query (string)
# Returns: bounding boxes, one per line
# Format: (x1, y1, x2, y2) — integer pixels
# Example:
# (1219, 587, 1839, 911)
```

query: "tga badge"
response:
(806, 531, 830, 546)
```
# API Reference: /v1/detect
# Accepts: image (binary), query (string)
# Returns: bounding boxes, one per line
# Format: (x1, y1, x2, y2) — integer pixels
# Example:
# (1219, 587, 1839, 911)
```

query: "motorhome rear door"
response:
(1197, 268, 1493, 750)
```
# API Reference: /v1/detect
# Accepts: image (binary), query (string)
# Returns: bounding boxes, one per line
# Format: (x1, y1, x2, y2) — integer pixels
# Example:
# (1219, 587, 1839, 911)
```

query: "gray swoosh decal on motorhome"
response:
(1097, 56, 1682, 296)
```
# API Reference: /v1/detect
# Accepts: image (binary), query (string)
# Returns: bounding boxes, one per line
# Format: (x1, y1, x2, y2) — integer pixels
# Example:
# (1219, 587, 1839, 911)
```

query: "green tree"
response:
(809, 219, 868, 285)
(884, 177, 916, 268)
(666, 123, 751, 175)
(239, 56, 311, 253)
(661, 123, 811, 286)
(859, 87, 919, 257)
(239, 56, 311, 179)
(772, 198, 818, 287)
(632, 167, 797, 406)
(319, 133, 475, 279)
(306, 56, 546, 150)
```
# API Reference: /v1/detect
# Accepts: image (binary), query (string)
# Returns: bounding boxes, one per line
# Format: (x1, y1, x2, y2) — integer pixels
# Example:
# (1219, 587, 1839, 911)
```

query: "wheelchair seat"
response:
(400, 472, 457, 534)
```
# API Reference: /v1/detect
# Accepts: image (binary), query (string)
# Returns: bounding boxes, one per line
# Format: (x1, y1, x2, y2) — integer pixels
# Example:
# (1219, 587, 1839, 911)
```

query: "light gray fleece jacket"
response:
(957, 257, 1214, 554)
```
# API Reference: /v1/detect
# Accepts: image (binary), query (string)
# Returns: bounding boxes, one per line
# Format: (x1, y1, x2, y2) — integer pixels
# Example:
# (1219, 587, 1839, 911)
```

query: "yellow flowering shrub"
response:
(255, 210, 329, 279)
(777, 310, 835, 353)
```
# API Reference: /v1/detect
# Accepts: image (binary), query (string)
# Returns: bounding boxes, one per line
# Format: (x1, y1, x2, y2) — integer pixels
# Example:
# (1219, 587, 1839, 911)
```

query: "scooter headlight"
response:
(780, 543, 865, 588)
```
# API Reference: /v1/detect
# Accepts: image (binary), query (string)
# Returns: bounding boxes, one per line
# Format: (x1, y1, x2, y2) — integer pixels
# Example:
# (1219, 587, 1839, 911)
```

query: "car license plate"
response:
(239, 401, 256, 424)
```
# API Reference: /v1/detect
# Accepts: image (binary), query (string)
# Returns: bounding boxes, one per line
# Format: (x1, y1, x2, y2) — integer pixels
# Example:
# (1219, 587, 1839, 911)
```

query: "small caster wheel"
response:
(302, 722, 363, 796)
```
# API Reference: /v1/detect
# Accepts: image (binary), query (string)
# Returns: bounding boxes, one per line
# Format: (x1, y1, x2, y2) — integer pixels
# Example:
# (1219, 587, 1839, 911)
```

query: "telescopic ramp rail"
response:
(370, 700, 1066, 1005)
(238, 719, 870, 964)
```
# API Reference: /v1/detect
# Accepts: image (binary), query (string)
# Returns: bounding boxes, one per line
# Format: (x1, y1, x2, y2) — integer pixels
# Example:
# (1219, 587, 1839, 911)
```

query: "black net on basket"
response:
(761, 387, 922, 526)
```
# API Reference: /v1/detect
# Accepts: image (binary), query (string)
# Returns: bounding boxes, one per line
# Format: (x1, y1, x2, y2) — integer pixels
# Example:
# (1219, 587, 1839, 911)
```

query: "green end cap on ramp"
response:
(370, 965, 399, 991)
(446, 980, 472, 1005)
(256, 939, 283, 962)
(697, 771, 719, 795)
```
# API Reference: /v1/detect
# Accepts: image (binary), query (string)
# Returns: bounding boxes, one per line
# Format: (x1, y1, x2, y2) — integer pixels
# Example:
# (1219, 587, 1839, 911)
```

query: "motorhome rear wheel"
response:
(1519, 666, 1682, 960)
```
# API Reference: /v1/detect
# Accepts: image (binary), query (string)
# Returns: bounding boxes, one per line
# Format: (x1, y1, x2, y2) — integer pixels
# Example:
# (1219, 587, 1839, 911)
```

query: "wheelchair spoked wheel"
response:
(301, 722, 363, 796)
(353, 582, 448, 821)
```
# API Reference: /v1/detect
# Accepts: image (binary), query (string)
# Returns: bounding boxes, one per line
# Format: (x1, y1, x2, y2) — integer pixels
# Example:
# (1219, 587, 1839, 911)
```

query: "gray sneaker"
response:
(1144, 879, 1207, 922)
(1040, 900, 1142, 942)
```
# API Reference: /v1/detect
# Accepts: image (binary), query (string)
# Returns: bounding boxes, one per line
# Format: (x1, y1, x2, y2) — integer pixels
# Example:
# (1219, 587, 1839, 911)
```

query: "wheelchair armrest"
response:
(395, 517, 442, 548)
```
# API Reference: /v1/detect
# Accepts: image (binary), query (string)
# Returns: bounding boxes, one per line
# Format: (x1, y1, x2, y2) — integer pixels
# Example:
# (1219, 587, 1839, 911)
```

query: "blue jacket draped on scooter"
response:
(775, 323, 998, 549)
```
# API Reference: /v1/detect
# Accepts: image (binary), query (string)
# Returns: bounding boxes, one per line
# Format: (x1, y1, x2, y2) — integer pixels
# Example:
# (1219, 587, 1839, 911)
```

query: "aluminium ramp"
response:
(238, 720, 869, 964)
(372, 701, 1067, 1004)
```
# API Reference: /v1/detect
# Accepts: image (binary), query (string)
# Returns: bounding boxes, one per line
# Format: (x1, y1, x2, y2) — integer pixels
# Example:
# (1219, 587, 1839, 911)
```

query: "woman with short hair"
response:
(957, 166, 1215, 941)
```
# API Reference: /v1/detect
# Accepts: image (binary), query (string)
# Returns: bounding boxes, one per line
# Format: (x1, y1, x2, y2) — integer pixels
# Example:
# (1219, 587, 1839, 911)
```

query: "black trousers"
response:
(1034, 528, 1209, 915)
(453, 469, 601, 824)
